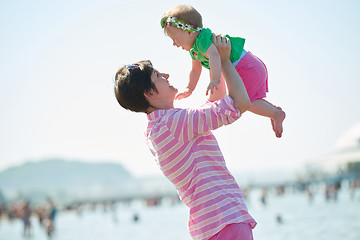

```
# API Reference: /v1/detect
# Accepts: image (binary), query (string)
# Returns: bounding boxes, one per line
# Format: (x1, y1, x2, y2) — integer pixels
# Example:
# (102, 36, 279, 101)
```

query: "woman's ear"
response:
(144, 89, 155, 99)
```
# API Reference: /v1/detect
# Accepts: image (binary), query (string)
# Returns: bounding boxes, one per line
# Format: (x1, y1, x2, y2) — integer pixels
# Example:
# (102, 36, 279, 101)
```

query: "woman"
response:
(114, 36, 256, 240)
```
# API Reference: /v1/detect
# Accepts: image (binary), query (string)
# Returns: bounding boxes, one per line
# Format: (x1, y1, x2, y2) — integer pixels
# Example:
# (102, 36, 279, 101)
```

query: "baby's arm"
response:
(206, 43, 222, 95)
(175, 59, 202, 100)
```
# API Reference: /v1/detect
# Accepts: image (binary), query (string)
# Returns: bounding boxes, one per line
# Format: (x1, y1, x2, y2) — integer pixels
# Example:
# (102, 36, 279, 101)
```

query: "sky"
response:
(0, 0, 359, 177)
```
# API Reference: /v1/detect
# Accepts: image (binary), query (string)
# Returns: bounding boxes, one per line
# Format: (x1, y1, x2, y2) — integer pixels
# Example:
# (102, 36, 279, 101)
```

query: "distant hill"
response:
(0, 159, 298, 204)
(0, 159, 135, 201)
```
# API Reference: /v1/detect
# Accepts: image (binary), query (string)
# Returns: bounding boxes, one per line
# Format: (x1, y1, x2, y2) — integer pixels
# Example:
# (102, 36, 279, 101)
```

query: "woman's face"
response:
(150, 69, 178, 106)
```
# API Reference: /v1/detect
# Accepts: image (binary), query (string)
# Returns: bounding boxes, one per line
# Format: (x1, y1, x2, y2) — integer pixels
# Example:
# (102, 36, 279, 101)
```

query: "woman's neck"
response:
(146, 101, 174, 113)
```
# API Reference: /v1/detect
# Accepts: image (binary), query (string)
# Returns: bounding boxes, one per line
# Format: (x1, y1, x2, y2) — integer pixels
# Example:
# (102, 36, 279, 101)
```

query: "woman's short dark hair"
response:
(114, 60, 157, 113)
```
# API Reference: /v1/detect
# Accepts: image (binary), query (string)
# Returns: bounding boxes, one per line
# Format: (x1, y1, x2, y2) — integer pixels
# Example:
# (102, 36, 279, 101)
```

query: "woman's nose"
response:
(161, 73, 169, 79)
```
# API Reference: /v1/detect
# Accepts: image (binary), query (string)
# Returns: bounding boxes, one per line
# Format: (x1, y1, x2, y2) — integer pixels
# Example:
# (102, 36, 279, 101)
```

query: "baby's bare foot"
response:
(271, 107, 286, 138)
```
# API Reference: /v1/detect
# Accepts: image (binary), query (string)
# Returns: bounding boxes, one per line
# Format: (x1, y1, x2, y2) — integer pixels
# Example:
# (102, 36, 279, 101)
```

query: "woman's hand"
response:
(212, 34, 231, 62)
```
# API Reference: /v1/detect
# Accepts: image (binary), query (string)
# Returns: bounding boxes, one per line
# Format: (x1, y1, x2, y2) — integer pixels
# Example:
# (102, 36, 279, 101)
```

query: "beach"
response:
(1, 182, 359, 240)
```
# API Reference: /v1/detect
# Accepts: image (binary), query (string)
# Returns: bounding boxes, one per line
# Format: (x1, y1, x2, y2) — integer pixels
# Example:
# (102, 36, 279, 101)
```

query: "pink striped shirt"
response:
(145, 96, 256, 240)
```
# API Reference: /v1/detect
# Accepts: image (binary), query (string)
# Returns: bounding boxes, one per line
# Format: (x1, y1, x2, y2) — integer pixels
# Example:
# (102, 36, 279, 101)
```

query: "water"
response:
(1, 187, 360, 240)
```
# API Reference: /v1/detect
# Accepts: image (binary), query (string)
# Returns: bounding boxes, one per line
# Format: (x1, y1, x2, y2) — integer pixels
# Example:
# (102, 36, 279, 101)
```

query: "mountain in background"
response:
(0, 158, 139, 202)
(0, 158, 297, 204)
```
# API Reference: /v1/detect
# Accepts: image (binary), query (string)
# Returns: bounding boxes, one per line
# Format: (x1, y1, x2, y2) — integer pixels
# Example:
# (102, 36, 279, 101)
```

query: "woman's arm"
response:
(213, 35, 251, 114)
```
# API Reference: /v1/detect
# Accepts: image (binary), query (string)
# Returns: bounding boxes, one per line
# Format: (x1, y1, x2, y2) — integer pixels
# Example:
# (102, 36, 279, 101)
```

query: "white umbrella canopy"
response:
(308, 122, 360, 171)
(314, 147, 360, 166)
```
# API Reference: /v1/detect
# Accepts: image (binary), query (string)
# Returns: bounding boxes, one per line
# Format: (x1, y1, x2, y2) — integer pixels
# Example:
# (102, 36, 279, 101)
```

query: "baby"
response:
(161, 5, 285, 137)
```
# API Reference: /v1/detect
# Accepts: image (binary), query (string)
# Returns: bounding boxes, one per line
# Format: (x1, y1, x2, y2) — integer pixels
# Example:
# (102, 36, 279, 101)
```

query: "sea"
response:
(1, 184, 359, 240)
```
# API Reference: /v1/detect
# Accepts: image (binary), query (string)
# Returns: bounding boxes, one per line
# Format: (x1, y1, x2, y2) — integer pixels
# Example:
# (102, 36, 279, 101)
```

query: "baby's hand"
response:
(206, 79, 220, 95)
(175, 88, 193, 100)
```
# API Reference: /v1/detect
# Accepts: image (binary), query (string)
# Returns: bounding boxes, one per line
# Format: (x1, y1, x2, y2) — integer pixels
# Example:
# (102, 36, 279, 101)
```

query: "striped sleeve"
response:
(166, 96, 241, 142)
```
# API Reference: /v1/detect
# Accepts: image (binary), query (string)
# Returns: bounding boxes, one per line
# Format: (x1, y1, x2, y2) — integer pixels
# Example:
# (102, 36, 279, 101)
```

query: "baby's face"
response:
(165, 26, 196, 51)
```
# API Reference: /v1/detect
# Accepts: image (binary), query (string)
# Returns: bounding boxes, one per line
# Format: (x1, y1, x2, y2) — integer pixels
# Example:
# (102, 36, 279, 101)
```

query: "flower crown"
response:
(160, 16, 202, 33)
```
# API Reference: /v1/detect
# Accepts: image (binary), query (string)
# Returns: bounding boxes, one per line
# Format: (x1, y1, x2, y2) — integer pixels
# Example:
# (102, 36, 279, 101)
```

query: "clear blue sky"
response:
(0, 0, 359, 176)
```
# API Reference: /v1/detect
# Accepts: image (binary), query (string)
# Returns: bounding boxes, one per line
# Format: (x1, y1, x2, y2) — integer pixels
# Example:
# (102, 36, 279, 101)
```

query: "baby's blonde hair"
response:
(162, 5, 203, 29)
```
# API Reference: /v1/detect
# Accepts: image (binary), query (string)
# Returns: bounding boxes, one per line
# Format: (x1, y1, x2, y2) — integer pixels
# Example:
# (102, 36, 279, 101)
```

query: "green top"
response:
(189, 28, 246, 70)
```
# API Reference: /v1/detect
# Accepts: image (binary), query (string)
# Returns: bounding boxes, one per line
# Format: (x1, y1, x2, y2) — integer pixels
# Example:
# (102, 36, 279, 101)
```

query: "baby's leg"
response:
(249, 99, 286, 138)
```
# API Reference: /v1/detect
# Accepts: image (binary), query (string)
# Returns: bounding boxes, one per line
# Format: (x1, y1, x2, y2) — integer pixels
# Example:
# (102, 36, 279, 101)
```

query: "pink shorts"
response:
(208, 223, 254, 240)
(235, 51, 268, 102)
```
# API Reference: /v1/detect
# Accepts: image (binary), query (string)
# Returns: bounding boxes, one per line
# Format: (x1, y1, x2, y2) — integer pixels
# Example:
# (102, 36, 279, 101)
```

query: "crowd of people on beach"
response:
(0, 198, 57, 239)
(0, 177, 359, 239)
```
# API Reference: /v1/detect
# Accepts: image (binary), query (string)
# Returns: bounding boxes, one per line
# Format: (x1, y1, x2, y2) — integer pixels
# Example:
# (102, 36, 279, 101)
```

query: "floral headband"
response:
(160, 16, 202, 33)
